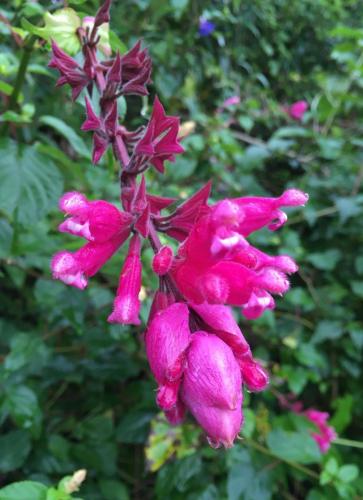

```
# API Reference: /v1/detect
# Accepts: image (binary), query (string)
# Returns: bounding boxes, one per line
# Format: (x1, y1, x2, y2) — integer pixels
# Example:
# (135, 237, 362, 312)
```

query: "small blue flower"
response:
(199, 17, 215, 37)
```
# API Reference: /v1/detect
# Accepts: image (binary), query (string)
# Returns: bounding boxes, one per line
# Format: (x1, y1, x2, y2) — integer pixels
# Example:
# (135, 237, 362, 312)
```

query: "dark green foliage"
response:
(0, 0, 362, 499)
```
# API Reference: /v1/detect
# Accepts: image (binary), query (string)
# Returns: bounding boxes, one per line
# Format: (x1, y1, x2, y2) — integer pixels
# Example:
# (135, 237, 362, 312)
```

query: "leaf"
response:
(267, 429, 321, 464)
(337, 464, 359, 483)
(5, 385, 42, 437)
(116, 410, 154, 444)
(99, 480, 129, 500)
(306, 249, 341, 271)
(312, 320, 344, 344)
(351, 281, 363, 298)
(0, 430, 31, 473)
(335, 196, 363, 223)
(0, 218, 13, 258)
(330, 395, 353, 433)
(227, 449, 271, 500)
(0, 139, 63, 225)
(0, 481, 47, 500)
(39, 116, 89, 158)
(4, 333, 50, 375)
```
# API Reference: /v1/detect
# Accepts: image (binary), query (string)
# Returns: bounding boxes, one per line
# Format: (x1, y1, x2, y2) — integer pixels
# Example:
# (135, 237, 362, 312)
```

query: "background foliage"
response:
(1, 0, 363, 499)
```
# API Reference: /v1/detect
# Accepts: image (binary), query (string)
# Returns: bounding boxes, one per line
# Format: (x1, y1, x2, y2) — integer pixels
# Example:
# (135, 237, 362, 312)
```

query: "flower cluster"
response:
(49, 0, 310, 448)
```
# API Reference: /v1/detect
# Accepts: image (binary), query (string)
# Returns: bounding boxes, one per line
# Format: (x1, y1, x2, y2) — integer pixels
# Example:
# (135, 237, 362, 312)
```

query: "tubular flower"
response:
(304, 409, 337, 453)
(145, 303, 191, 410)
(108, 234, 142, 325)
(181, 332, 243, 448)
(171, 189, 308, 308)
(51, 191, 132, 299)
(285, 100, 308, 121)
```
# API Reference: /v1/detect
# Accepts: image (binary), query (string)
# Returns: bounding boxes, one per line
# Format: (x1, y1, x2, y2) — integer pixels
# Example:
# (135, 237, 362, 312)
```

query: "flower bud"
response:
(182, 332, 243, 448)
(108, 235, 142, 325)
(145, 303, 191, 410)
(152, 246, 174, 275)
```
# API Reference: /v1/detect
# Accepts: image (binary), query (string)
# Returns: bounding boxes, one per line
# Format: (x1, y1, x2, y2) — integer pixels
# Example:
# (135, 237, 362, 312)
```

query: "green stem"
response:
(334, 438, 363, 449)
(1, 35, 36, 136)
(243, 438, 320, 480)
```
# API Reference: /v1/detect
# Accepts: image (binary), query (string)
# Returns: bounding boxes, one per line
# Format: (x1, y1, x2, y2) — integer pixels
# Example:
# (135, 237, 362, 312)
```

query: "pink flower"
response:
(134, 97, 184, 173)
(171, 189, 307, 309)
(108, 234, 143, 325)
(58, 191, 132, 242)
(145, 303, 191, 410)
(286, 100, 308, 121)
(152, 246, 174, 276)
(217, 95, 240, 113)
(51, 238, 125, 290)
(304, 409, 337, 453)
(51, 192, 132, 290)
(181, 332, 243, 448)
(192, 302, 269, 392)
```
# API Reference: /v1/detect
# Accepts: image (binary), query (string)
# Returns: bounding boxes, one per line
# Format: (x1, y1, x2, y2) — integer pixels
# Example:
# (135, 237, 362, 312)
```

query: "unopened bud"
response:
(152, 246, 174, 275)
(64, 469, 87, 493)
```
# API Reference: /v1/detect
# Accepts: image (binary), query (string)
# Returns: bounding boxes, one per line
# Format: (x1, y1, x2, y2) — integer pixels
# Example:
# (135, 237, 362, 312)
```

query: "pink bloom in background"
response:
(279, 394, 337, 453)
(49, 1, 309, 447)
(305, 409, 337, 453)
(217, 95, 241, 113)
(285, 100, 308, 121)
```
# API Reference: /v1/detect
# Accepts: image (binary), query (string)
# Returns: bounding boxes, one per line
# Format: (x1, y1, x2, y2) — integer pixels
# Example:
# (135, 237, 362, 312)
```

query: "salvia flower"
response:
(108, 234, 142, 325)
(182, 332, 243, 448)
(171, 189, 308, 307)
(49, 0, 308, 448)
(304, 409, 337, 453)
(285, 100, 308, 121)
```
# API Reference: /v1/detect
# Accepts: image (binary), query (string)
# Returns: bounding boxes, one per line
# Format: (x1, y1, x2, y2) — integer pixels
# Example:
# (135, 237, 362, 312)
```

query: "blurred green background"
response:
(0, 0, 362, 499)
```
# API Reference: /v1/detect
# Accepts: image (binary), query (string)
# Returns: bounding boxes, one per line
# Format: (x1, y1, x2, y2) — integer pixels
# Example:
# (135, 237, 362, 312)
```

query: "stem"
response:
(1, 35, 36, 135)
(243, 438, 320, 479)
(334, 437, 363, 449)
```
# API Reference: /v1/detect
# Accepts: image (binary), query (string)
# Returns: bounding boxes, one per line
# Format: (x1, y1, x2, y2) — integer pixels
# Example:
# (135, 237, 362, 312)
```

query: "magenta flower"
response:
(182, 332, 243, 448)
(108, 234, 143, 325)
(145, 303, 191, 410)
(152, 246, 174, 276)
(285, 100, 308, 121)
(171, 189, 308, 308)
(305, 409, 337, 453)
(51, 191, 132, 301)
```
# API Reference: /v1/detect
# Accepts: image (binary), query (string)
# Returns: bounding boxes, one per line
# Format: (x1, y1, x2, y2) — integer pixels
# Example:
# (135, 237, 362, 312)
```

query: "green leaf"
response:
(0, 139, 63, 225)
(312, 320, 344, 344)
(5, 385, 42, 437)
(0, 481, 47, 500)
(39, 116, 89, 158)
(351, 281, 363, 298)
(99, 480, 129, 500)
(4, 333, 50, 375)
(337, 464, 359, 483)
(331, 395, 353, 433)
(267, 429, 321, 464)
(0, 430, 31, 473)
(0, 218, 13, 258)
(306, 249, 341, 271)
(227, 449, 271, 500)
(117, 410, 154, 444)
